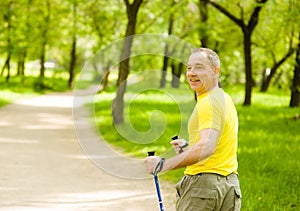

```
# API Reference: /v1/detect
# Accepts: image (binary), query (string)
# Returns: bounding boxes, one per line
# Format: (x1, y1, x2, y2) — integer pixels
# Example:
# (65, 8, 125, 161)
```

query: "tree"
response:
(16, 0, 33, 78)
(0, 0, 298, 99)
(1, 0, 13, 81)
(68, 0, 77, 89)
(112, 0, 143, 124)
(209, 0, 268, 105)
(39, 0, 51, 79)
(290, 33, 300, 107)
(159, 0, 175, 88)
(260, 47, 295, 92)
(158, 0, 199, 88)
(253, 0, 298, 93)
(198, 0, 209, 47)
(84, 0, 125, 88)
(171, 60, 183, 88)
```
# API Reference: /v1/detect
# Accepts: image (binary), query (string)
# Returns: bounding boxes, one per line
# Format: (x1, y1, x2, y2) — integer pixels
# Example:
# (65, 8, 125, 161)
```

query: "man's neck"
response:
(196, 84, 218, 96)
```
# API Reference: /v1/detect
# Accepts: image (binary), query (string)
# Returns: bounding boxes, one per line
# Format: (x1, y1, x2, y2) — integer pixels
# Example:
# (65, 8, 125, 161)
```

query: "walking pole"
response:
(148, 151, 164, 211)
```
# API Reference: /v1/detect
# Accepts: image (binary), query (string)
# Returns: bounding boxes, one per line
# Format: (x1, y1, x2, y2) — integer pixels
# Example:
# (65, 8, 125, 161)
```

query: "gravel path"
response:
(0, 91, 176, 211)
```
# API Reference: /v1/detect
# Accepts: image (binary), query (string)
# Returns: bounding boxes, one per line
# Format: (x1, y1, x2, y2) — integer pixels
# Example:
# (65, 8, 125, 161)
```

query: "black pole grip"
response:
(148, 151, 155, 156)
(171, 135, 179, 140)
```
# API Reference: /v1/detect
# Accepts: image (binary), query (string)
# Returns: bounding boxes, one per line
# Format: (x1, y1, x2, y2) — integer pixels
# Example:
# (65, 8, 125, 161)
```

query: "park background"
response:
(0, 0, 299, 210)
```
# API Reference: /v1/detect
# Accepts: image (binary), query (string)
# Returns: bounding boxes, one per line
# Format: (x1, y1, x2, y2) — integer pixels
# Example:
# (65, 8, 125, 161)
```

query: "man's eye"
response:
(187, 65, 204, 71)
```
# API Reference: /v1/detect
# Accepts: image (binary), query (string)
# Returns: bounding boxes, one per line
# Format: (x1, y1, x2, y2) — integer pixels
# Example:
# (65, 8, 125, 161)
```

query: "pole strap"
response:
(153, 158, 165, 176)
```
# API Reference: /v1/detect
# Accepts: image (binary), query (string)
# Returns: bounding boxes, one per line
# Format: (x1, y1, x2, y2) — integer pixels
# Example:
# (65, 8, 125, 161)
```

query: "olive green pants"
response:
(175, 173, 242, 211)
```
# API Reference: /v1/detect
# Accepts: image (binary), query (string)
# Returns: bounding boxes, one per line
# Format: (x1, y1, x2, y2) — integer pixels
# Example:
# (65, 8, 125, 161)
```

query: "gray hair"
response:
(192, 48, 220, 69)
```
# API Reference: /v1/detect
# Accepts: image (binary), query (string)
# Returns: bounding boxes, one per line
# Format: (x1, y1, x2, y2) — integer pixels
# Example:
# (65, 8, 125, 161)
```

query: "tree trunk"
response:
(17, 53, 26, 77)
(243, 31, 253, 106)
(39, 0, 50, 79)
(289, 34, 300, 107)
(112, 0, 143, 125)
(112, 44, 131, 124)
(171, 62, 183, 88)
(199, 0, 209, 47)
(39, 46, 46, 78)
(1, 55, 11, 82)
(2, 0, 12, 82)
(209, 0, 268, 106)
(18, 0, 31, 79)
(68, 0, 77, 89)
(160, 5, 174, 88)
(98, 66, 110, 92)
(5, 55, 10, 82)
(160, 49, 169, 88)
(68, 34, 76, 88)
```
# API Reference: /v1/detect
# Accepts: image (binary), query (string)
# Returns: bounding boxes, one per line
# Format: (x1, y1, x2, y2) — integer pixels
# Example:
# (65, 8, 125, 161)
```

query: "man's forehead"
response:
(187, 62, 204, 66)
(187, 52, 208, 65)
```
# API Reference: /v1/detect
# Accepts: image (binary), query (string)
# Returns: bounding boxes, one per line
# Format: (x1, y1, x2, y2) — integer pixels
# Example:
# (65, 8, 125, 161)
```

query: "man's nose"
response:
(187, 69, 196, 76)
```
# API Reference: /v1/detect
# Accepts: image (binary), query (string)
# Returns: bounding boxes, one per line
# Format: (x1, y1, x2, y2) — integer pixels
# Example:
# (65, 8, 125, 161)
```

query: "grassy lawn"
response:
(0, 76, 70, 108)
(234, 102, 299, 210)
(93, 83, 299, 210)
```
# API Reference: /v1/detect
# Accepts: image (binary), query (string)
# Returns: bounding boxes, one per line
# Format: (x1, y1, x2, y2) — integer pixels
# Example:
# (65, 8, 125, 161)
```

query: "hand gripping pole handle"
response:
(147, 151, 164, 211)
(171, 135, 188, 153)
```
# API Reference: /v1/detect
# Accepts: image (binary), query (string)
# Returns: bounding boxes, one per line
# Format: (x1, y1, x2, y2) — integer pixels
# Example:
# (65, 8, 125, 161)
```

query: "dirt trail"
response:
(0, 91, 176, 211)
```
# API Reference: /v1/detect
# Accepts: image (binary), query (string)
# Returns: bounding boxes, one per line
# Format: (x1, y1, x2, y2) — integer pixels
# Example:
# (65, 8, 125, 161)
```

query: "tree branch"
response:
(123, 0, 129, 8)
(132, 0, 143, 11)
(248, 0, 268, 30)
(273, 47, 295, 70)
(208, 1, 244, 27)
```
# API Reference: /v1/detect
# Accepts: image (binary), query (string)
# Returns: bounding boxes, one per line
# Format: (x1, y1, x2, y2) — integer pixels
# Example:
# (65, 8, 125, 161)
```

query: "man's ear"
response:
(214, 67, 220, 74)
(214, 67, 220, 77)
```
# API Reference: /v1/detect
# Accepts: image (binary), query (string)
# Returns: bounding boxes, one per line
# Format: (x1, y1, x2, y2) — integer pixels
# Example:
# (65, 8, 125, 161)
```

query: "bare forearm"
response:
(161, 149, 196, 171)
(161, 141, 212, 172)
(144, 129, 219, 174)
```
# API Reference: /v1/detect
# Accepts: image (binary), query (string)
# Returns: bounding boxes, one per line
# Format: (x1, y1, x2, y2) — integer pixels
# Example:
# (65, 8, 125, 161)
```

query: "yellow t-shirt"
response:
(184, 88, 238, 176)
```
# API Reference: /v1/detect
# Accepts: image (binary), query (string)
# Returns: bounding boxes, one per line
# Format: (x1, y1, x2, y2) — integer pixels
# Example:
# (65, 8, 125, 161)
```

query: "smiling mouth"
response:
(189, 78, 201, 82)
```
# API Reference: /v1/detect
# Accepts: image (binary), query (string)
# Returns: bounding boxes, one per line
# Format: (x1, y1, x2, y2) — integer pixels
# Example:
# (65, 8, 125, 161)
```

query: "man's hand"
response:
(144, 156, 161, 174)
(170, 139, 189, 154)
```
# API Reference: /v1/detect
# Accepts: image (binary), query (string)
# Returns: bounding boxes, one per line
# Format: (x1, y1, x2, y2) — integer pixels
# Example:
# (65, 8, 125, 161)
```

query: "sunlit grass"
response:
(94, 87, 194, 157)
(0, 75, 69, 108)
(236, 104, 299, 210)
(223, 86, 299, 209)
(94, 84, 300, 210)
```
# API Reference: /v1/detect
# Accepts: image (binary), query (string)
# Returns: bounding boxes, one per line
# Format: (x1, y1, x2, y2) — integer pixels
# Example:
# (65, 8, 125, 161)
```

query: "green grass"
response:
(94, 87, 195, 157)
(93, 84, 299, 210)
(226, 86, 299, 210)
(0, 76, 70, 108)
(235, 105, 299, 210)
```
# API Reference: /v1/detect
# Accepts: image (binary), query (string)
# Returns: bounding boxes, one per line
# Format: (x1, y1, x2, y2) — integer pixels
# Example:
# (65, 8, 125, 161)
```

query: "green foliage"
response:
(94, 84, 300, 210)
(0, 0, 299, 97)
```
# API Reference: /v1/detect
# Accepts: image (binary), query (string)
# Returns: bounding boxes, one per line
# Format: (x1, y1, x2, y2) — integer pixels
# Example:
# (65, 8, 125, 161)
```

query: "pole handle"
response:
(148, 151, 155, 156)
(171, 135, 179, 140)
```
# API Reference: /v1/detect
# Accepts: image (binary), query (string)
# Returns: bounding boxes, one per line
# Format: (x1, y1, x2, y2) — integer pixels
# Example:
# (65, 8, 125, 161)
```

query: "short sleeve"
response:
(196, 95, 223, 131)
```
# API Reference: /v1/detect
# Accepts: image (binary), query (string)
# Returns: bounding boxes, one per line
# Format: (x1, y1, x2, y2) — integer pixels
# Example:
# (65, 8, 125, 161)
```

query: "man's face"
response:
(186, 52, 217, 95)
